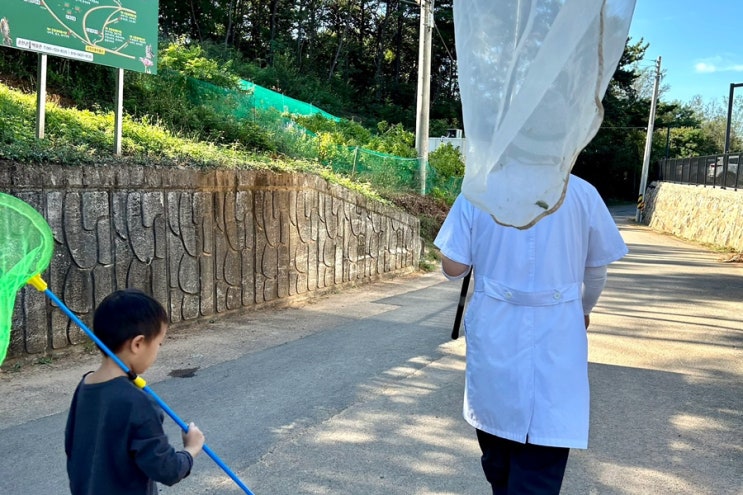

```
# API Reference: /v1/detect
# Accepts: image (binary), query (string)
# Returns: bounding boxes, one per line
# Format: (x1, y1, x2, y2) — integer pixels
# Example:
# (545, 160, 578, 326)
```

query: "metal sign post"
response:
(35, 54, 47, 140)
(4, 1, 158, 74)
(2, 1, 158, 153)
(114, 69, 125, 156)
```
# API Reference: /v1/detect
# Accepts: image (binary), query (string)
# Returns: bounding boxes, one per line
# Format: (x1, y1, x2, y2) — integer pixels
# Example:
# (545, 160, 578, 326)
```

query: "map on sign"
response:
(0, 0, 158, 74)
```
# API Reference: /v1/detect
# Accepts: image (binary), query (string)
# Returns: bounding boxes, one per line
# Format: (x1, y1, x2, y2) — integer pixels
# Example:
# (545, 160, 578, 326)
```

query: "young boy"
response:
(65, 288, 205, 495)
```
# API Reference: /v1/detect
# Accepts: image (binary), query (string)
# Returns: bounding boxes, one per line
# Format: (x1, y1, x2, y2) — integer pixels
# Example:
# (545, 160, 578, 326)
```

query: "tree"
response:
(652, 101, 716, 159)
(688, 95, 743, 153)
(573, 39, 650, 200)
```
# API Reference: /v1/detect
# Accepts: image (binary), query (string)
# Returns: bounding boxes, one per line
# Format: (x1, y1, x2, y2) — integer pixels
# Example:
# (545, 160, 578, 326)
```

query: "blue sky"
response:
(628, 0, 743, 105)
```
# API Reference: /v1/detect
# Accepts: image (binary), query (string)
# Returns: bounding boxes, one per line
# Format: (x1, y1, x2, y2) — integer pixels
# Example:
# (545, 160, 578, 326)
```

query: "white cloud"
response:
(695, 56, 743, 73)
(695, 62, 717, 73)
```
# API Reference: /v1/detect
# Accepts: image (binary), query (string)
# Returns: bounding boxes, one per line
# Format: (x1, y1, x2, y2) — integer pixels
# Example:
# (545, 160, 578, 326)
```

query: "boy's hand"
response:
(182, 422, 205, 458)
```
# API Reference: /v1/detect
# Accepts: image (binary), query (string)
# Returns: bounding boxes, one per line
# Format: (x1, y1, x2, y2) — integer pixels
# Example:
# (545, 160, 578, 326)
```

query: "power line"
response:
(600, 126, 648, 130)
(433, 20, 455, 65)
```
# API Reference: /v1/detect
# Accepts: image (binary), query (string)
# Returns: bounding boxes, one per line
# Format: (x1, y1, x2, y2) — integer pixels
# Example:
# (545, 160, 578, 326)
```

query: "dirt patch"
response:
(387, 193, 451, 242)
(388, 192, 450, 220)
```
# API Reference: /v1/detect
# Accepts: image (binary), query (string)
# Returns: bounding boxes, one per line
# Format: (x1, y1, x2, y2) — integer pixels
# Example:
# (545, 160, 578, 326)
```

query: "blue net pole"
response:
(36, 283, 255, 495)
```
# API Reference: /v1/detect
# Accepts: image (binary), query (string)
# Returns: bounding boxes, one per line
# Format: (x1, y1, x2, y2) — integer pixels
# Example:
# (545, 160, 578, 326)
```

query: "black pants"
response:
(476, 429, 570, 495)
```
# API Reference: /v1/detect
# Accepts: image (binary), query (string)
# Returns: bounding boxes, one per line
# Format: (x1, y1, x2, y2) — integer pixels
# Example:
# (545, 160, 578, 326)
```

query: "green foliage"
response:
(687, 95, 743, 153)
(287, 115, 464, 203)
(426, 143, 464, 204)
(159, 38, 240, 89)
(0, 80, 390, 206)
(656, 127, 718, 158)
(123, 61, 274, 152)
(0, 49, 36, 81)
(0, 44, 116, 110)
(103, 41, 458, 200)
(0, 38, 276, 153)
(0, 82, 259, 166)
(155, 0, 454, 126)
(429, 143, 464, 178)
(574, 39, 652, 199)
(367, 122, 417, 158)
(429, 119, 461, 138)
(418, 242, 441, 272)
(232, 51, 351, 119)
(294, 115, 372, 145)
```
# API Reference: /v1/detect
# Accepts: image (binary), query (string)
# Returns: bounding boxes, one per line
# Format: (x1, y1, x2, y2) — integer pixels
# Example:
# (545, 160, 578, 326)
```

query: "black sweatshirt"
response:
(65, 374, 193, 495)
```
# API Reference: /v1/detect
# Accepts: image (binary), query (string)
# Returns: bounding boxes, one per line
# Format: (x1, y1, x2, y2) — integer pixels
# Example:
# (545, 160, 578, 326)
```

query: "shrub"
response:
(366, 121, 417, 158)
(159, 38, 240, 89)
(429, 143, 464, 178)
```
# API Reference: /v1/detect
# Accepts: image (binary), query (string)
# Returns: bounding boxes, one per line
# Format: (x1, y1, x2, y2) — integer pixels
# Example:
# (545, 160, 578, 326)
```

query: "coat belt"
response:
(474, 277, 581, 306)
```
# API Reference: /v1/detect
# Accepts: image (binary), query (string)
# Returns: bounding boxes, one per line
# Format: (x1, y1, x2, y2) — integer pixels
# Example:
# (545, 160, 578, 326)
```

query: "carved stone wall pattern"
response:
(0, 164, 421, 361)
(236, 190, 255, 308)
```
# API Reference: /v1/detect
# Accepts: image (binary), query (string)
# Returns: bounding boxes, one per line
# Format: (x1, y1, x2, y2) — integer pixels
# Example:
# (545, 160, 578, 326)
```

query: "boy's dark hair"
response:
(93, 289, 168, 354)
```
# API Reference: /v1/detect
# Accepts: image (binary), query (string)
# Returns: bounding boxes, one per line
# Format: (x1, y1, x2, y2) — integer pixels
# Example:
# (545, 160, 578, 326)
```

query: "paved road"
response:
(0, 207, 741, 494)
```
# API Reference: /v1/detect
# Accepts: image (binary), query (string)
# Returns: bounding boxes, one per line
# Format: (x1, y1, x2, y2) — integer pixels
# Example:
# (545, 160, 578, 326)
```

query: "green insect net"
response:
(0, 194, 256, 493)
(0, 192, 54, 366)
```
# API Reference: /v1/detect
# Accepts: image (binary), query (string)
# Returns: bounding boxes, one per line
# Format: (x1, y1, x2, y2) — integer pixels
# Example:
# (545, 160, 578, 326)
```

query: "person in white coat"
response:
(434, 175, 628, 494)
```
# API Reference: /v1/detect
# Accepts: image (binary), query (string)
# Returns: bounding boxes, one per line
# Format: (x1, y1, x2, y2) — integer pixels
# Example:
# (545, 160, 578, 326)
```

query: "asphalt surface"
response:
(0, 205, 741, 495)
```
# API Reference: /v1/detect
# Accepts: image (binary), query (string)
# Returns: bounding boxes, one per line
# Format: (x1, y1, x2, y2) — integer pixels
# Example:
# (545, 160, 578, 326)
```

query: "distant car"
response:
(707, 154, 740, 187)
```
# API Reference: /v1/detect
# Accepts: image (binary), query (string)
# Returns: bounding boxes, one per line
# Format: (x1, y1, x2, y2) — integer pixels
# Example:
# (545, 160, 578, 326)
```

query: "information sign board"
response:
(0, 0, 158, 74)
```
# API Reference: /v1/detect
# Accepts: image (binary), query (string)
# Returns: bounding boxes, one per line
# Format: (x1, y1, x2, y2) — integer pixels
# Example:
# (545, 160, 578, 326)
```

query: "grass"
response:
(0, 82, 388, 204)
(0, 79, 456, 257)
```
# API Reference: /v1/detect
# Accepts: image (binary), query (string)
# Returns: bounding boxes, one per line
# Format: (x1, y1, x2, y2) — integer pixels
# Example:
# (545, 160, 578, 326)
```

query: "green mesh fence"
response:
(238, 80, 340, 122)
(323, 146, 419, 189)
(0, 193, 54, 366)
(187, 78, 462, 199)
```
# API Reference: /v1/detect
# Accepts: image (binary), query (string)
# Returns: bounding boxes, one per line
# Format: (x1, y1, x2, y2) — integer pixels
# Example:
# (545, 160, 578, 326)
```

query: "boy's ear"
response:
(129, 334, 146, 352)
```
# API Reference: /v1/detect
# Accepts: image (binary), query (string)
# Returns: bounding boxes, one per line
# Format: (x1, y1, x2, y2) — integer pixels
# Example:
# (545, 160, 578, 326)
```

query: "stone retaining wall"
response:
(0, 163, 420, 361)
(643, 181, 743, 252)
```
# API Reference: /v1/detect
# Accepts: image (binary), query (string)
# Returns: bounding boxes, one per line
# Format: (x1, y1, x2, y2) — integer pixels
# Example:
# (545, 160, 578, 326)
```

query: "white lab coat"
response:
(434, 175, 628, 448)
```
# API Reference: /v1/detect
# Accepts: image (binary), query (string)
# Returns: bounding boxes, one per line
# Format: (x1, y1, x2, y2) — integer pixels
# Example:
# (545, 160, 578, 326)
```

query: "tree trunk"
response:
(328, 22, 349, 83)
(373, 1, 393, 100)
(189, 0, 203, 42)
(296, 0, 306, 70)
(393, 1, 403, 83)
(224, 0, 237, 47)
(269, 0, 280, 64)
(305, 1, 318, 70)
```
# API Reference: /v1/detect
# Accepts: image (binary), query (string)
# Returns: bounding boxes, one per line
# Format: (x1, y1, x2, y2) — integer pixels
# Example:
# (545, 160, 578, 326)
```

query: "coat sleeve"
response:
(129, 401, 194, 486)
(585, 191, 628, 267)
(434, 194, 474, 266)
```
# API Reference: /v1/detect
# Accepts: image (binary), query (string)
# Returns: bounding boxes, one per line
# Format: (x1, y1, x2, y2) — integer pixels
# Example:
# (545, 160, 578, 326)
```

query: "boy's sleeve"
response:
(130, 404, 194, 486)
(64, 383, 81, 458)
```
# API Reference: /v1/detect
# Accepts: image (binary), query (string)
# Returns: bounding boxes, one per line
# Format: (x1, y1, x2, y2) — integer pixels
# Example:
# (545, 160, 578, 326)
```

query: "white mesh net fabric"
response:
(454, 0, 636, 228)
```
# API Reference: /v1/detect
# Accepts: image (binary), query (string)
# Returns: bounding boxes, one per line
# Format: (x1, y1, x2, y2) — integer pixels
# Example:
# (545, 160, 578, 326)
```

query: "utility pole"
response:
(636, 56, 661, 223)
(415, 0, 434, 195)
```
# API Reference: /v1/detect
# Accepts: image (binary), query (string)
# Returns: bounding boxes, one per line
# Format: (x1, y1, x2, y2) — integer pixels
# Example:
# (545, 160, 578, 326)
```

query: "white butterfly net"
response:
(454, 0, 636, 228)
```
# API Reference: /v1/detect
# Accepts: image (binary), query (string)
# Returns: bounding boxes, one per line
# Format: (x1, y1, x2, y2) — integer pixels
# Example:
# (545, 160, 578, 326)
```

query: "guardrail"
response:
(659, 153, 741, 191)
